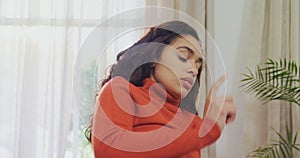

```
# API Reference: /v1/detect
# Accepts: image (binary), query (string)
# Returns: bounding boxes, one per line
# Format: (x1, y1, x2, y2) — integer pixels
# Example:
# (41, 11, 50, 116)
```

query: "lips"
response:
(180, 77, 194, 90)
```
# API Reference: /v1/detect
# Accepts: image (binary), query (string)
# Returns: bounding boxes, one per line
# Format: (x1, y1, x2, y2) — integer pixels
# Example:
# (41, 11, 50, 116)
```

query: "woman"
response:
(85, 20, 236, 158)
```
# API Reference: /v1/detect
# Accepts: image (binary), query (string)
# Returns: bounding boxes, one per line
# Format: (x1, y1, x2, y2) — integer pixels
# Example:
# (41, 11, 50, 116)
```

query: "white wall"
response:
(214, 0, 246, 157)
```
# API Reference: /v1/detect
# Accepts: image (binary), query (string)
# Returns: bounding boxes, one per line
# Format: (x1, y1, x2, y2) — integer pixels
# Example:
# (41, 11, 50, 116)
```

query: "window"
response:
(0, 0, 144, 157)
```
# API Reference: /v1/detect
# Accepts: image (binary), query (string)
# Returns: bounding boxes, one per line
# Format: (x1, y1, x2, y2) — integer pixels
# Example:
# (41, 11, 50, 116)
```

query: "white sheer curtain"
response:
(0, 0, 77, 157)
(1, 0, 218, 157)
(0, 0, 144, 158)
(233, 0, 300, 157)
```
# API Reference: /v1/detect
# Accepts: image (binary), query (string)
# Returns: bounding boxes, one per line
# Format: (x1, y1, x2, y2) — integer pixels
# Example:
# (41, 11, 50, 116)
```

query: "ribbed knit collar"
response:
(141, 78, 181, 107)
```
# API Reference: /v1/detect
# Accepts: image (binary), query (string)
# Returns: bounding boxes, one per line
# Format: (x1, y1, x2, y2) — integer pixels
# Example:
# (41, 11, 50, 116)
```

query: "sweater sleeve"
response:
(92, 77, 221, 158)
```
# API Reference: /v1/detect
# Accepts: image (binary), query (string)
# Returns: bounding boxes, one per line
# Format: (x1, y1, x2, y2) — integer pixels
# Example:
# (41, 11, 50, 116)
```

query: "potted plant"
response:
(241, 58, 300, 157)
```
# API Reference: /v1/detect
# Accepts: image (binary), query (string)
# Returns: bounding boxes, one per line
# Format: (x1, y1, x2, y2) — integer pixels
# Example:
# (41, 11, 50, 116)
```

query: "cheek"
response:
(155, 64, 178, 80)
(156, 63, 183, 81)
(159, 57, 185, 77)
(153, 65, 185, 98)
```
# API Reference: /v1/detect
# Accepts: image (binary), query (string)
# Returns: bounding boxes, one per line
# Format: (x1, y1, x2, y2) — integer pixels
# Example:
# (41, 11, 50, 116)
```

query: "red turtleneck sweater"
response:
(92, 76, 221, 158)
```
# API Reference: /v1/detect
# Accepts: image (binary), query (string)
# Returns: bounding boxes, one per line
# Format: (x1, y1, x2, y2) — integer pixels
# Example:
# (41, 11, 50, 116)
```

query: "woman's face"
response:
(150, 35, 203, 99)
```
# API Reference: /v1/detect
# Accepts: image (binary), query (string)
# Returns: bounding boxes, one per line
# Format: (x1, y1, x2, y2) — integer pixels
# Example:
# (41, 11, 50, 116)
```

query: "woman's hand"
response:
(203, 74, 237, 131)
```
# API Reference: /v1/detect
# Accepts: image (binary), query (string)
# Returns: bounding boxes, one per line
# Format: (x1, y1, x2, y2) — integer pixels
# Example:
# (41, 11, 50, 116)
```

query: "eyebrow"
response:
(176, 46, 203, 63)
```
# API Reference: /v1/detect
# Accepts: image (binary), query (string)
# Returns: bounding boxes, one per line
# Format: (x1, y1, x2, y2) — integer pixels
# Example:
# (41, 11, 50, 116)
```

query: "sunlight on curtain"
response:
(0, 0, 215, 157)
(0, 0, 144, 158)
(234, 0, 300, 157)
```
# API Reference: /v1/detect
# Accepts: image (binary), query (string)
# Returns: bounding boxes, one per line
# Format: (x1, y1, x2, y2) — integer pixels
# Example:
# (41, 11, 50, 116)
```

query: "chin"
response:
(177, 88, 188, 99)
(169, 89, 183, 99)
(168, 86, 189, 99)
(180, 92, 188, 99)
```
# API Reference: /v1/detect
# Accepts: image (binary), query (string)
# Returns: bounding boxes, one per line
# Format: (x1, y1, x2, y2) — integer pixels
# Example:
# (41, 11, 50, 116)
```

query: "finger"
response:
(209, 74, 227, 96)
(225, 96, 233, 101)
(225, 102, 237, 124)
(226, 112, 236, 124)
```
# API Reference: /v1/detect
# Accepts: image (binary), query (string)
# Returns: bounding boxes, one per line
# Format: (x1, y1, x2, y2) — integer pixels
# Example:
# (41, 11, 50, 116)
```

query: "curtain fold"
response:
(1, 0, 88, 157)
(0, 0, 212, 157)
(234, 0, 300, 157)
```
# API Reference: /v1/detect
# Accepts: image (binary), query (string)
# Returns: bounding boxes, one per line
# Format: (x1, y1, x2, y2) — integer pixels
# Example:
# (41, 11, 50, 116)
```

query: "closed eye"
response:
(176, 48, 189, 62)
(177, 46, 203, 69)
(178, 55, 187, 62)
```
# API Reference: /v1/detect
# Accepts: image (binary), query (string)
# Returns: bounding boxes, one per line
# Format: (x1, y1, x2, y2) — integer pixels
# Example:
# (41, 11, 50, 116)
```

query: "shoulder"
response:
(100, 76, 133, 91)
(98, 76, 136, 100)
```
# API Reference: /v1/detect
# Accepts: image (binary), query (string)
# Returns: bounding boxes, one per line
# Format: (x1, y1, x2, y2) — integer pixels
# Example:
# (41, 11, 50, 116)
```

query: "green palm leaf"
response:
(247, 127, 300, 158)
(241, 58, 300, 106)
(241, 58, 300, 158)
